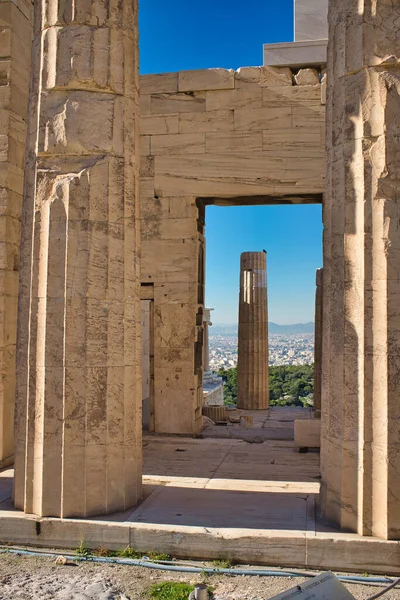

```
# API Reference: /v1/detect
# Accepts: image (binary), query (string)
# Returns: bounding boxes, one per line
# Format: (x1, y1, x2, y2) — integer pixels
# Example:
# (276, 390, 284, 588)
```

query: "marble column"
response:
(237, 252, 269, 410)
(0, 0, 33, 469)
(203, 308, 213, 372)
(14, 0, 142, 517)
(313, 269, 323, 417)
(321, 0, 400, 539)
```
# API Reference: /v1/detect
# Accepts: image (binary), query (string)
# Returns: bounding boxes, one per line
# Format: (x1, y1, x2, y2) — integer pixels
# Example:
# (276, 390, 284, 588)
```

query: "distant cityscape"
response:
(208, 323, 314, 370)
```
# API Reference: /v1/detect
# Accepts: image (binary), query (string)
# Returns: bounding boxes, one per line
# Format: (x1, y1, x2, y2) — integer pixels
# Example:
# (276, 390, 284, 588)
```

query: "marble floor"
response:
(0, 408, 398, 574)
(0, 407, 319, 531)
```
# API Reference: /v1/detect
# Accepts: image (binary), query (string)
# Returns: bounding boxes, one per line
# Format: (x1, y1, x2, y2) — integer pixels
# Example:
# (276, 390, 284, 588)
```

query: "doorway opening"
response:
(132, 194, 328, 531)
(138, 195, 323, 534)
(201, 199, 322, 430)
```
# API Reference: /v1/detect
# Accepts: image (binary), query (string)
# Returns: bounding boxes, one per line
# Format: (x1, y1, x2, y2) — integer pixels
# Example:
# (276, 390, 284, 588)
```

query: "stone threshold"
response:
(0, 510, 399, 576)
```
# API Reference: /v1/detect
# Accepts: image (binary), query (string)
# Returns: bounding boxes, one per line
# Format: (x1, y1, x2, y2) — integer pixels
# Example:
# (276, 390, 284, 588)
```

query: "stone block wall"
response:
(0, 0, 33, 468)
(140, 66, 325, 435)
(140, 197, 204, 434)
(140, 66, 325, 200)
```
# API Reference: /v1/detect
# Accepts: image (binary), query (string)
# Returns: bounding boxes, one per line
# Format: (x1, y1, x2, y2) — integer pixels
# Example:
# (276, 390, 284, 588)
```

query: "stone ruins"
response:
(237, 252, 269, 410)
(140, 64, 324, 435)
(0, 0, 398, 565)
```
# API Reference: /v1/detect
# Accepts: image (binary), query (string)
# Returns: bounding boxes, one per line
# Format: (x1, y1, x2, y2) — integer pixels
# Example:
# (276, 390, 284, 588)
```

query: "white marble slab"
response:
(263, 40, 327, 68)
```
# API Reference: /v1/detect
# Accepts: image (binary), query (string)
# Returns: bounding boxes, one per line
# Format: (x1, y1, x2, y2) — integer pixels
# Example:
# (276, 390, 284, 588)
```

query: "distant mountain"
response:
(211, 322, 314, 335)
(211, 324, 238, 335)
(269, 322, 314, 334)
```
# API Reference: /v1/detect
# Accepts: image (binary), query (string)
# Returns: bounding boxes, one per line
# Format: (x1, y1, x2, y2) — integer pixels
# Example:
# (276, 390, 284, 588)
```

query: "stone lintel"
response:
(263, 40, 327, 68)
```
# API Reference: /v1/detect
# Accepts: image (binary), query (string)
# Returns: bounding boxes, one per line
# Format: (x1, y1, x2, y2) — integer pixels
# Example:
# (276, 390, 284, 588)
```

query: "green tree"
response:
(214, 364, 314, 407)
(217, 366, 237, 405)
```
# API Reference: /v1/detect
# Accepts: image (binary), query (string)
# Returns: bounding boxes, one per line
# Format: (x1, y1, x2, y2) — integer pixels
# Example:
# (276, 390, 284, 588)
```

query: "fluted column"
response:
(314, 269, 323, 417)
(0, 0, 33, 468)
(321, 0, 400, 539)
(237, 252, 269, 410)
(14, 0, 142, 517)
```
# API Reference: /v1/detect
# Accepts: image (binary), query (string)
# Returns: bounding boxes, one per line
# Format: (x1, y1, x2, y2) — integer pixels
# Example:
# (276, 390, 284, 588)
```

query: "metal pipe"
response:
(0, 547, 398, 590)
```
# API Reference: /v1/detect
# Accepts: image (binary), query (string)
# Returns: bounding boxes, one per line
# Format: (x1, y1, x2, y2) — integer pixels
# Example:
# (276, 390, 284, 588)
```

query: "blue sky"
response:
(139, 0, 323, 325)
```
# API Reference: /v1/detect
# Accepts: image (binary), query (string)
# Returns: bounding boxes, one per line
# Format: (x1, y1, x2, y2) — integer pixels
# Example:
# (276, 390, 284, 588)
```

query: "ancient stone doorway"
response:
(139, 67, 325, 436)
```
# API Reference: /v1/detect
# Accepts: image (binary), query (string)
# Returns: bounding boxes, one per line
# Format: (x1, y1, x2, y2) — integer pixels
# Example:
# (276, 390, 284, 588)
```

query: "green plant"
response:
(199, 566, 208, 580)
(75, 539, 89, 557)
(147, 551, 172, 561)
(212, 558, 233, 569)
(117, 546, 142, 559)
(147, 581, 194, 600)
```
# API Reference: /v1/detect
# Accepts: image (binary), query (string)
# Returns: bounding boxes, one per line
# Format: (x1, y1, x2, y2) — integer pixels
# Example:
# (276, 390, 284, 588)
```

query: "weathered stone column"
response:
(313, 269, 323, 417)
(321, 0, 400, 539)
(203, 308, 212, 372)
(0, 0, 33, 469)
(237, 252, 269, 410)
(14, 0, 142, 517)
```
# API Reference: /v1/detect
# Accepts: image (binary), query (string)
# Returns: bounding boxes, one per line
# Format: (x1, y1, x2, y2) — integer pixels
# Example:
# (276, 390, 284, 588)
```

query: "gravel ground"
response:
(0, 553, 399, 600)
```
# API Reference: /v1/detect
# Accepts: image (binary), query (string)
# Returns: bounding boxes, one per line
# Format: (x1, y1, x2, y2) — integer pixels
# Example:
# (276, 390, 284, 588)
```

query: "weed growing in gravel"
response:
(148, 581, 195, 600)
(212, 559, 233, 569)
(147, 552, 172, 561)
(117, 546, 142, 559)
(78, 544, 173, 562)
(75, 540, 90, 557)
